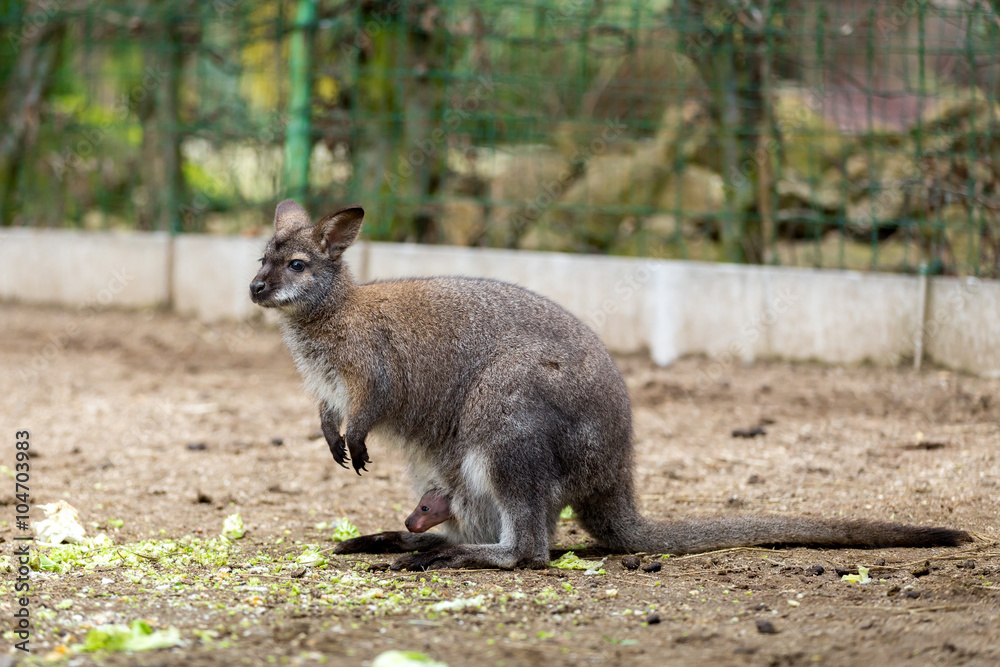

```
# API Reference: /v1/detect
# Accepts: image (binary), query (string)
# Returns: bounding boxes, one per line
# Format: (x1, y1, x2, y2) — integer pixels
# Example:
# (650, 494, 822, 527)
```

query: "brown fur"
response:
(250, 200, 972, 570)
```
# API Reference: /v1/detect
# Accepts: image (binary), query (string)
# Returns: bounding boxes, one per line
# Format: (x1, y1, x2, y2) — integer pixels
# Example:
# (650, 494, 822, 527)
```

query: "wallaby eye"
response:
(421, 506, 430, 512)
(288, 260, 306, 272)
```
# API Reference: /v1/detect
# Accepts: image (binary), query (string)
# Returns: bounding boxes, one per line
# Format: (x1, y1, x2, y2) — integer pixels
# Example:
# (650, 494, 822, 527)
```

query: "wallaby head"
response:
(249, 199, 364, 314)
(405, 490, 453, 534)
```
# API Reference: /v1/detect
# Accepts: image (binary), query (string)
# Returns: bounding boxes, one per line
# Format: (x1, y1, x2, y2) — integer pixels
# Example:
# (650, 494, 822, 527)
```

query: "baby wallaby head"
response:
(405, 490, 452, 533)
(249, 199, 364, 314)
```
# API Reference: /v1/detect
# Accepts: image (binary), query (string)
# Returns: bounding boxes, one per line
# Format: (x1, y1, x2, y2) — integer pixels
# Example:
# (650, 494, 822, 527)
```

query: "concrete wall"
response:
(925, 277, 1000, 377)
(0, 228, 170, 308)
(1, 228, 997, 377)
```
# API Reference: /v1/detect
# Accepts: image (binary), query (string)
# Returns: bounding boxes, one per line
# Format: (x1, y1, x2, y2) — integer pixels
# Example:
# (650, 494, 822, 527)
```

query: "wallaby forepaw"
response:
(327, 437, 349, 469)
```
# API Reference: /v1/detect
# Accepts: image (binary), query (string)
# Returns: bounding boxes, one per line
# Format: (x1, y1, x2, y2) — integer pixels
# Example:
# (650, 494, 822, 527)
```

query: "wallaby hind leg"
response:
(334, 531, 451, 555)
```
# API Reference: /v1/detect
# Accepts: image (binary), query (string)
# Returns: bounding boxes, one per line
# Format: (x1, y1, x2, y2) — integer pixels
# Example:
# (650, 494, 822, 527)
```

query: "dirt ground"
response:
(1, 302, 998, 666)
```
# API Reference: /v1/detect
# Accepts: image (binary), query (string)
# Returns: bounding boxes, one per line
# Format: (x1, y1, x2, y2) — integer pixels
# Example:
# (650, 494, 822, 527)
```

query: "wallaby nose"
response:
(250, 280, 266, 295)
(404, 517, 413, 530)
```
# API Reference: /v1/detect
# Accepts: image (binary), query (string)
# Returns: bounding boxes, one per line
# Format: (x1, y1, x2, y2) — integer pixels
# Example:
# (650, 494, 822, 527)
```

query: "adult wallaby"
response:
(249, 200, 971, 571)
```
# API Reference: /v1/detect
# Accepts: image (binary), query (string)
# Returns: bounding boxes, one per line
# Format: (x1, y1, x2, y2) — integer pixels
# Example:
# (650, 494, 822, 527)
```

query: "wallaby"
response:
(250, 200, 971, 570)
(406, 490, 452, 534)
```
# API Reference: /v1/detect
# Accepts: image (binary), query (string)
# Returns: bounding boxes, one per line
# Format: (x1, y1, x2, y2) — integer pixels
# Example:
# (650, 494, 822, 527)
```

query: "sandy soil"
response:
(1, 302, 998, 666)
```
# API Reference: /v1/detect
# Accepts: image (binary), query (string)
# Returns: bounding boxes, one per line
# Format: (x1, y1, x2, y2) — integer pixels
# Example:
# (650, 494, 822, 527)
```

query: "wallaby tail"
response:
(574, 493, 972, 555)
(629, 515, 972, 555)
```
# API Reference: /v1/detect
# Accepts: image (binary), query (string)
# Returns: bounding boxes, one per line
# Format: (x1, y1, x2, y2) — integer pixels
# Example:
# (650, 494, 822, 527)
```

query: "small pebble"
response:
(960, 559, 976, 570)
(903, 590, 921, 599)
(605, 589, 618, 598)
(369, 562, 390, 572)
(290, 568, 307, 579)
(755, 619, 778, 634)
(196, 492, 213, 504)
(186, 442, 208, 451)
(806, 565, 825, 576)
(911, 561, 931, 578)
(621, 555, 641, 570)
(886, 586, 901, 596)
(641, 562, 662, 573)
(271, 437, 284, 446)
(645, 613, 661, 625)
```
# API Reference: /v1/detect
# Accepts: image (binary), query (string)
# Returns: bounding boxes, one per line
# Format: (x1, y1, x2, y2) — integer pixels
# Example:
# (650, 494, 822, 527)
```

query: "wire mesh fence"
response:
(2, 0, 998, 276)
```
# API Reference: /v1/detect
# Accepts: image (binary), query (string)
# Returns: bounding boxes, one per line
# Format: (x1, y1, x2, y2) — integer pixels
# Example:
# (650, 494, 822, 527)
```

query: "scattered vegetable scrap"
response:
(372, 650, 448, 667)
(549, 552, 607, 575)
(841, 565, 871, 584)
(80, 620, 182, 653)
(331, 518, 361, 542)
(34, 500, 87, 546)
(221, 513, 246, 540)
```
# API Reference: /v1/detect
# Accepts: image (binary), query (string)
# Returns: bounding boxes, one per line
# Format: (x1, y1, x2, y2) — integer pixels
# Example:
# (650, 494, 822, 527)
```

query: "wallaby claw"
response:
(347, 438, 371, 475)
(328, 437, 349, 468)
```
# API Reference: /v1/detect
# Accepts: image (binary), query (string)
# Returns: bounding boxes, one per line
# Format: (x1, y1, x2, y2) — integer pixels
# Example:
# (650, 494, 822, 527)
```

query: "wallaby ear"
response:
(274, 199, 311, 234)
(314, 205, 365, 258)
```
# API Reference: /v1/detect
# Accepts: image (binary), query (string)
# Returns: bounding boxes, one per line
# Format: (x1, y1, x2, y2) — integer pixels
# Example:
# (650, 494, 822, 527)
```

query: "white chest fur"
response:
(281, 323, 352, 419)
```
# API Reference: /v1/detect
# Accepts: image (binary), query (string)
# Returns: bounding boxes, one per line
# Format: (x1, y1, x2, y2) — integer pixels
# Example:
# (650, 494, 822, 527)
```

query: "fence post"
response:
(914, 262, 930, 371)
(284, 0, 317, 202)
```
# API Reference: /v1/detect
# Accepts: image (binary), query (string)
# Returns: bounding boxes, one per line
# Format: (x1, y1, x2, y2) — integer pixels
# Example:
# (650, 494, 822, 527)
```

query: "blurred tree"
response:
(0, 1, 66, 226)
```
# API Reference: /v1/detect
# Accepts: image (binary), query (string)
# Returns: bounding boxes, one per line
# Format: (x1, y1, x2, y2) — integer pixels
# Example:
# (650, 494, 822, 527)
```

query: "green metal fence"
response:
(2, 0, 998, 276)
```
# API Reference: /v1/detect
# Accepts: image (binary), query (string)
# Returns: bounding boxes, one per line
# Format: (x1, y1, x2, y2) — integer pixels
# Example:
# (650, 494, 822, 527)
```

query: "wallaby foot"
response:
(334, 531, 450, 555)
(390, 545, 550, 571)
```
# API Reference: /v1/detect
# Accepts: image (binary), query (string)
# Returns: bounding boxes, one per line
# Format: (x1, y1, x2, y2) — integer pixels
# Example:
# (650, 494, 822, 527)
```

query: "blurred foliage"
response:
(0, 0, 997, 276)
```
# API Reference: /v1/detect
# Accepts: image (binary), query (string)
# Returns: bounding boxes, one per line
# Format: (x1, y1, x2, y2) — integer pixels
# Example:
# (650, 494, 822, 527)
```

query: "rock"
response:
(755, 619, 778, 635)
(645, 613, 661, 625)
(806, 565, 825, 576)
(911, 561, 931, 578)
(642, 562, 662, 573)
